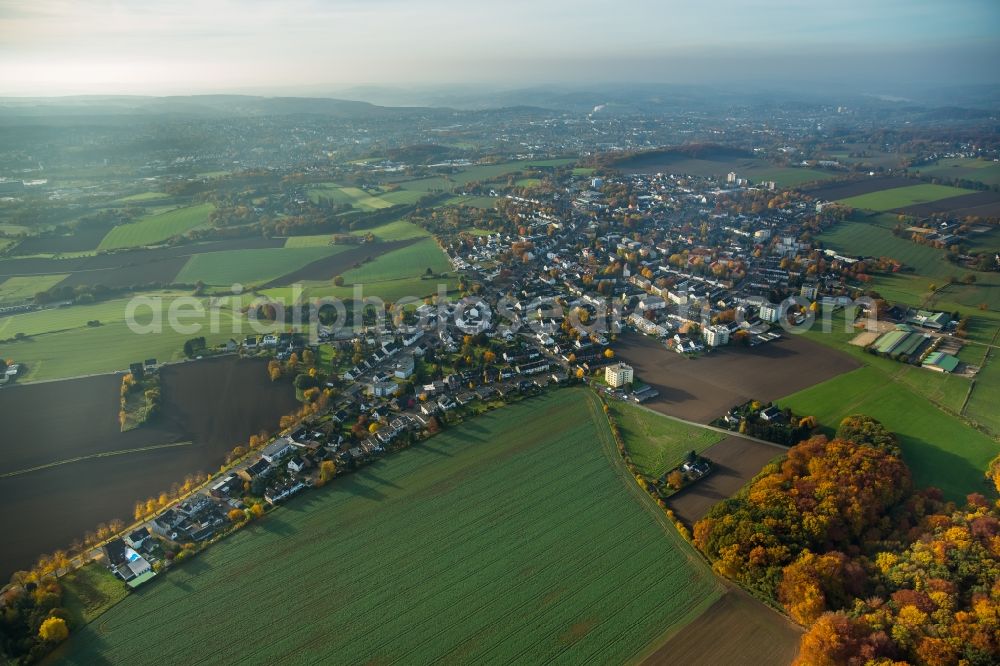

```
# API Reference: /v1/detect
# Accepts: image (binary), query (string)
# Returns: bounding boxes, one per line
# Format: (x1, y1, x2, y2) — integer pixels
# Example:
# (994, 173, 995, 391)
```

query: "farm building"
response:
(922, 351, 960, 373)
(871, 326, 931, 360)
(907, 310, 950, 330)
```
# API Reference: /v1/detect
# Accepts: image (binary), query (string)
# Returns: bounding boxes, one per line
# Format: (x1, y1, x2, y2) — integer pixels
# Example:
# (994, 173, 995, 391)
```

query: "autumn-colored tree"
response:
(666, 470, 685, 490)
(228, 508, 246, 523)
(987, 452, 1000, 494)
(267, 359, 282, 382)
(38, 617, 69, 643)
(603, 348, 614, 359)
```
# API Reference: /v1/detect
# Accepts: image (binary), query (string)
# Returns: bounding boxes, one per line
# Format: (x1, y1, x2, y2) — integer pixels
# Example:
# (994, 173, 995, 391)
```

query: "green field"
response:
(913, 158, 1000, 187)
(610, 401, 724, 478)
(836, 184, 972, 211)
(0, 293, 241, 381)
(59, 389, 723, 664)
(395, 159, 575, 193)
(271, 275, 460, 304)
(307, 183, 393, 210)
(516, 178, 543, 188)
(114, 191, 169, 203)
(779, 333, 998, 502)
(175, 246, 347, 286)
(98, 203, 215, 250)
(445, 195, 498, 209)
(62, 563, 128, 628)
(966, 344, 1000, 436)
(377, 189, 428, 206)
(820, 214, 956, 280)
(282, 235, 336, 248)
(349, 218, 430, 241)
(0, 274, 68, 304)
(338, 237, 451, 286)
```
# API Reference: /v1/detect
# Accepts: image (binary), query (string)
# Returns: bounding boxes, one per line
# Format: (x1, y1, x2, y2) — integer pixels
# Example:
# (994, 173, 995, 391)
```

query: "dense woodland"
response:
(694, 415, 1000, 665)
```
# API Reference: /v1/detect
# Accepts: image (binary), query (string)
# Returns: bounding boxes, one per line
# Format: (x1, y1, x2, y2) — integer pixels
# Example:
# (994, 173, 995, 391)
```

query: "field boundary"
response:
(0, 441, 194, 479)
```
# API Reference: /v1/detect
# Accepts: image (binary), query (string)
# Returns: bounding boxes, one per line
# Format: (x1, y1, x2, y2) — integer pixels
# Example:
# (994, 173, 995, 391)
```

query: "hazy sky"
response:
(0, 0, 997, 96)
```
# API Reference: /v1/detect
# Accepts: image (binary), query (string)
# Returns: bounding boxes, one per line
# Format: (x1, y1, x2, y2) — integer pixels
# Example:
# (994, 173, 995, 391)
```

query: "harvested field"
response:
(893, 189, 1000, 218)
(157, 356, 299, 450)
(641, 588, 801, 666)
(59, 390, 727, 665)
(614, 332, 860, 423)
(259, 238, 417, 286)
(0, 357, 297, 579)
(55, 256, 189, 288)
(666, 436, 784, 526)
(9, 227, 109, 255)
(804, 176, 914, 200)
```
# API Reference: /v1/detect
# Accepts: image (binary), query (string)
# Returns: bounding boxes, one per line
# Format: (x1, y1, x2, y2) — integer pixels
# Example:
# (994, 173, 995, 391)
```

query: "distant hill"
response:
(0, 94, 422, 119)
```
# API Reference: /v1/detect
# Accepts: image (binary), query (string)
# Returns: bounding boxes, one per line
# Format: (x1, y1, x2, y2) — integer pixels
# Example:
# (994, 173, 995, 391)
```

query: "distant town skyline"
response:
(0, 0, 998, 96)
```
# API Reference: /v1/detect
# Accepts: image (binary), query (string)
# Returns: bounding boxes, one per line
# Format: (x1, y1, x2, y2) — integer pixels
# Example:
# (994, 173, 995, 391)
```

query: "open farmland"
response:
(175, 246, 350, 286)
(349, 218, 430, 241)
(8, 226, 109, 255)
(912, 157, 1000, 187)
(336, 237, 452, 285)
(611, 149, 832, 187)
(59, 389, 737, 665)
(613, 332, 859, 423)
(609, 401, 724, 478)
(258, 238, 418, 286)
(0, 237, 287, 289)
(114, 191, 169, 203)
(779, 364, 998, 501)
(0, 274, 67, 304)
(892, 190, 1000, 218)
(819, 214, 957, 279)
(98, 203, 215, 250)
(805, 176, 914, 201)
(307, 183, 394, 210)
(641, 588, 801, 666)
(836, 183, 972, 212)
(666, 437, 785, 526)
(0, 294, 243, 381)
(0, 357, 297, 579)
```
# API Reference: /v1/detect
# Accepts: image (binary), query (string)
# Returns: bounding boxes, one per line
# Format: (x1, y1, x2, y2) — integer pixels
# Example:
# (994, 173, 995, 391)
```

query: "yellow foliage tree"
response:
(38, 616, 69, 643)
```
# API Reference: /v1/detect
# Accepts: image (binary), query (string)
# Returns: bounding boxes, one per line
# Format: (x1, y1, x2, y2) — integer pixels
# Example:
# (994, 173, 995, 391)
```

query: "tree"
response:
(267, 359, 282, 382)
(38, 617, 69, 643)
(334, 276, 345, 287)
(228, 508, 246, 523)
(987, 452, 1000, 494)
(666, 470, 685, 489)
(603, 348, 615, 359)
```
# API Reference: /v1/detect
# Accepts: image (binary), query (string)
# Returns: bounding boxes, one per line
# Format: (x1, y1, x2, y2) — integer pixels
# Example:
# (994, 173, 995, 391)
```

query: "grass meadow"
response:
(98, 203, 215, 250)
(779, 311, 998, 501)
(59, 389, 725, 665)
(609, 401, 724, 478)
(836, 184, 972, 211)
(912, 158, 1000, 187)
(338, 237, 451, 285)
(0, 274, 68, 304)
